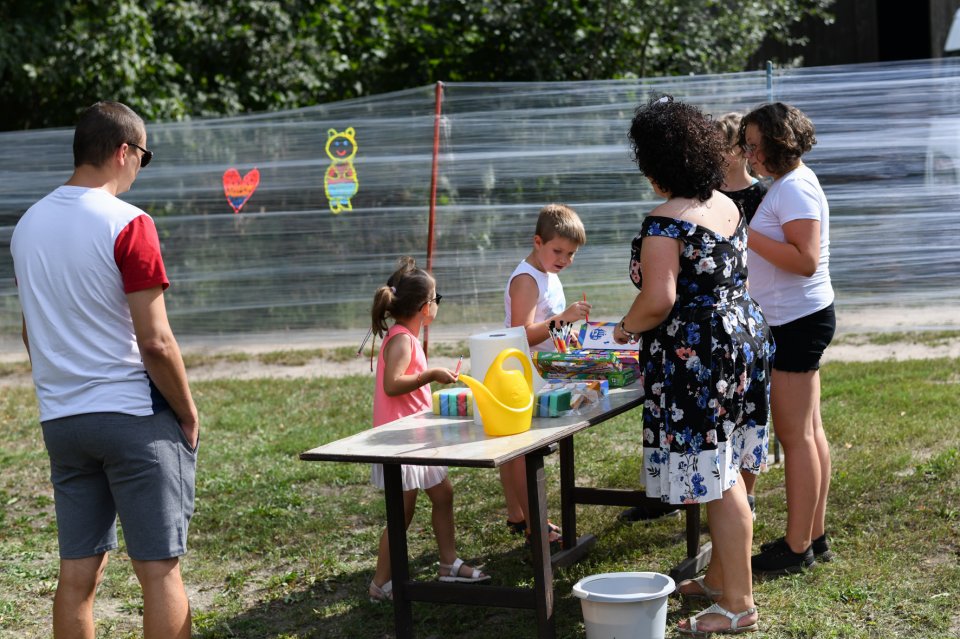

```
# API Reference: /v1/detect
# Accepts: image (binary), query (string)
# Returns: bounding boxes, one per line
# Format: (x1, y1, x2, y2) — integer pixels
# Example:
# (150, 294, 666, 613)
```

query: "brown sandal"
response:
(524, 521, 562, 550)
(506, 519, 526, 535)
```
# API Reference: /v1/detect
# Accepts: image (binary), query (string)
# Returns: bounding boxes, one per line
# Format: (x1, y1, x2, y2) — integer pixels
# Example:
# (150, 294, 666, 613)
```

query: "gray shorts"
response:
(41, 410, 197, 561)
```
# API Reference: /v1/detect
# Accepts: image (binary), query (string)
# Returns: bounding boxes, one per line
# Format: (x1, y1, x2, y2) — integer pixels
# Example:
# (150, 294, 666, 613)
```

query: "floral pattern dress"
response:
(629, 215, 774, 504)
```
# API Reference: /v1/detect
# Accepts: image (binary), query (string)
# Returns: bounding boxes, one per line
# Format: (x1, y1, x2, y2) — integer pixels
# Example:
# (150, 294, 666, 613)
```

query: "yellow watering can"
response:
(458, 348, 534, 437)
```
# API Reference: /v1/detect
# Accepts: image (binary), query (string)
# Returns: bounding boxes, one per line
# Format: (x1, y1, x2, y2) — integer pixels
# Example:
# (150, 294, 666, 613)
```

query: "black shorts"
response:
(770, 303, 836, 373)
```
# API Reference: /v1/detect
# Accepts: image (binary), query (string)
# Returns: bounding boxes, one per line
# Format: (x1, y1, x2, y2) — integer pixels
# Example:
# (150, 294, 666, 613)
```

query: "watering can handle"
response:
(497, 348, 533, 390)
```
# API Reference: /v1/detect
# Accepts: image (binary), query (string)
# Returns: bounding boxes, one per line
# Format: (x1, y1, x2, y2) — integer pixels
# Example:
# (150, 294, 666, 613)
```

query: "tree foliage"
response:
(0, 0, 834, 130)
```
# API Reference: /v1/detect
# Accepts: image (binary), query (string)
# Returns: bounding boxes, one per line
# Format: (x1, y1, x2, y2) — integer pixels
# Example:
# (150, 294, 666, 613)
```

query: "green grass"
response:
(2, 359, 960, 638)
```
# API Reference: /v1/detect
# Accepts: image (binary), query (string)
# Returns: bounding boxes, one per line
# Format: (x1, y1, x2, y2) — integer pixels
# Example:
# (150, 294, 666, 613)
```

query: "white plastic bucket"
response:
(571, 571, 675, 639)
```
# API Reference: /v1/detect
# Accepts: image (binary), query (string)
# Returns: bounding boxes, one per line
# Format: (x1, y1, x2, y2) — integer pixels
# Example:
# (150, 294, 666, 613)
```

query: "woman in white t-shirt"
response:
(740, 103, 837, 576)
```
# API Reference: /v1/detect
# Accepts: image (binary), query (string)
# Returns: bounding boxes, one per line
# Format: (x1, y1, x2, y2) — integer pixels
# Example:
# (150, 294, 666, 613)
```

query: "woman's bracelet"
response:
(619, 318, 642, 342)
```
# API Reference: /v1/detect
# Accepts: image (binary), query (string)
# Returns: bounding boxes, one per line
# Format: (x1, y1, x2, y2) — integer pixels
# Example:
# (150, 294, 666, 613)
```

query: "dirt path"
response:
(176, 338, 960, 382)
(2, 305, 959, 386)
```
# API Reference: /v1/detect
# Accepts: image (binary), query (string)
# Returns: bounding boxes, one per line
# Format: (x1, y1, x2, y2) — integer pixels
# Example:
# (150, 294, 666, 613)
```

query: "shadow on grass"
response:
(192, 516, 697, 639)
(192, 546, 546, 639)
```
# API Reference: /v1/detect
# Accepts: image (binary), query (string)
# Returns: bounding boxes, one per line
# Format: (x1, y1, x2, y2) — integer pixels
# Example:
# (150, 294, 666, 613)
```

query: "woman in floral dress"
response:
(613, 96, 773, 636)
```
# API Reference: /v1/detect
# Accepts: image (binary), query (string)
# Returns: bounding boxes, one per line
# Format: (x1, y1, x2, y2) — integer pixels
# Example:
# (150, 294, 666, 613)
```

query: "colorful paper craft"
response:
(222, 168, 260, 214)
(578, 321, 640, 351)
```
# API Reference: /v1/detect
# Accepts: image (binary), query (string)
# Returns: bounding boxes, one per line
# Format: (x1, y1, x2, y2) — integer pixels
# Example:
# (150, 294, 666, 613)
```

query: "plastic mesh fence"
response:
(2, 59, 959, 343)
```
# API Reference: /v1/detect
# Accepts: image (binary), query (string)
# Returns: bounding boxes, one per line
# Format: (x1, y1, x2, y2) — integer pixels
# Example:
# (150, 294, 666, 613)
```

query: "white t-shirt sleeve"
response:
(776, 176, 823, 224)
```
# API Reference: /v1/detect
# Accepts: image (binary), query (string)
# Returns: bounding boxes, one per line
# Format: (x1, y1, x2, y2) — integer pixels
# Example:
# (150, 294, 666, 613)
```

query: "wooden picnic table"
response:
(300, 386, 709, 638)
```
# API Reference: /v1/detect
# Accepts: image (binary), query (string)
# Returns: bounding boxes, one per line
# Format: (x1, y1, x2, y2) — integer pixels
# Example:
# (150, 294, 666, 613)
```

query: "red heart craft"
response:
(223, 168, 260, 214)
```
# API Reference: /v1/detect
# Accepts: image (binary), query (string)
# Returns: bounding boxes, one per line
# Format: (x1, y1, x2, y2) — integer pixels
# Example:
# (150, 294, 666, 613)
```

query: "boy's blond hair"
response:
(534, 204, 586, 246)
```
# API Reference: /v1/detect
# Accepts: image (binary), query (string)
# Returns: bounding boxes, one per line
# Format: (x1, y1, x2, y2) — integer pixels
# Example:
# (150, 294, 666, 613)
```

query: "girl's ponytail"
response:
(366, 257, 435, 366)
(371, 285, 395, 339)
(379, 256, 433, 325)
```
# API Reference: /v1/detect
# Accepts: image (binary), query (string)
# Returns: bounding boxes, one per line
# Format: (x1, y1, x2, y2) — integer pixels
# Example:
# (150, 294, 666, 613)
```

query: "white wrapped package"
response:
(468, 326, 546, 426)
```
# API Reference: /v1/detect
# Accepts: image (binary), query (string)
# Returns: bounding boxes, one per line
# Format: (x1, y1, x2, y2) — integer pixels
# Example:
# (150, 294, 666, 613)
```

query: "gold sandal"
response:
(679, 602, 758, 636)
(677, 575, 722, 601)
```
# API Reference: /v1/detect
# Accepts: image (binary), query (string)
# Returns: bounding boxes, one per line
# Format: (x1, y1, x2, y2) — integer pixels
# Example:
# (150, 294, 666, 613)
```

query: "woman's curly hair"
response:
(739, 102, 816, 176)
(628, 95, 725, 201)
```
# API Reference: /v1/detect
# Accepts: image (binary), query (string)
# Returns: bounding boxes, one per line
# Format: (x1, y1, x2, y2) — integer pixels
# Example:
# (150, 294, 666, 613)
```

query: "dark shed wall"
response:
(748, 0, 960, 68)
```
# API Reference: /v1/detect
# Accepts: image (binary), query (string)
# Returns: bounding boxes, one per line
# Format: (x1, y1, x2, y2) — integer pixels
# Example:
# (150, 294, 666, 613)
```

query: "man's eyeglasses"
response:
(125, 142, 154, 168)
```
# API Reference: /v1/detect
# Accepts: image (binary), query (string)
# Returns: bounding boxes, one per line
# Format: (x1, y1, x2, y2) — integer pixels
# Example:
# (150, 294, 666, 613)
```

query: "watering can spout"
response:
(457, 374, 496, 409)
(458, 348, 534, 437)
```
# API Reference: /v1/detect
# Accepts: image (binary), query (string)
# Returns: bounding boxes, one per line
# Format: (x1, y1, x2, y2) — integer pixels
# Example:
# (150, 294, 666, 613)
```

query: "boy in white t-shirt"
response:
(500, 204, 590, 547)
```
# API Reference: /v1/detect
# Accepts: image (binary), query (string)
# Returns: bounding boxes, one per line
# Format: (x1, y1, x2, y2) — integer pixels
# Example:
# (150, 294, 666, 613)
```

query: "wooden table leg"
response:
(559, 438, 576, 550)
(552, 437, 597, 569)
(668, 504, 712, 582)
(383, 463, 414, 638)
(524, 450, 556, 639)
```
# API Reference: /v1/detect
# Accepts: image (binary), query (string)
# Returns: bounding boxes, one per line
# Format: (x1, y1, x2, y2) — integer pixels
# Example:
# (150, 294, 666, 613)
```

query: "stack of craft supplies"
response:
(532, 350, 637, 387)
(534, 379, 609, 417)
(431, 388, 473, 416)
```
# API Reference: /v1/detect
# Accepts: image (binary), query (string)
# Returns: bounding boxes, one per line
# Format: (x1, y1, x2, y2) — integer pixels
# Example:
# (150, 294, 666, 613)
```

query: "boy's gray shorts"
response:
(41, 410, 197, 561)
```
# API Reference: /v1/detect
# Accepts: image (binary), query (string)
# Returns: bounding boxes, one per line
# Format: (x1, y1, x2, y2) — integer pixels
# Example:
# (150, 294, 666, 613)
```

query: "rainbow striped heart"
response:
(222, 168, 260, 214)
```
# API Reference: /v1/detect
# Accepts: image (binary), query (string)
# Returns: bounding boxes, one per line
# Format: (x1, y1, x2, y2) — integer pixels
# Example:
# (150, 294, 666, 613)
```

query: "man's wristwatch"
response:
(619, 318, 642, 342)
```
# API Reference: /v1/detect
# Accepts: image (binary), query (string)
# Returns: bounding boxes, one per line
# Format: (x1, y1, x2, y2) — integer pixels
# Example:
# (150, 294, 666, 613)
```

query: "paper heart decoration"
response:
(223, 168, 260, 214)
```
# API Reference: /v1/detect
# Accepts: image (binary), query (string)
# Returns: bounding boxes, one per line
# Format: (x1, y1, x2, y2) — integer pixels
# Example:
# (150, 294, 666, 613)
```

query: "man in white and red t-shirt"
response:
(11, 101, 198, 639)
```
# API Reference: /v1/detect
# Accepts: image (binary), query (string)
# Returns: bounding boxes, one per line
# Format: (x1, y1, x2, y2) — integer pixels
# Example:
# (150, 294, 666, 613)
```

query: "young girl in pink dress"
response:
(367, 256, 490, 602)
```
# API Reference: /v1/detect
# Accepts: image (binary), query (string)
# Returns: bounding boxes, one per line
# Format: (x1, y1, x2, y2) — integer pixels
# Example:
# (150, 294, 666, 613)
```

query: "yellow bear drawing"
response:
(324, 128, 359, 214)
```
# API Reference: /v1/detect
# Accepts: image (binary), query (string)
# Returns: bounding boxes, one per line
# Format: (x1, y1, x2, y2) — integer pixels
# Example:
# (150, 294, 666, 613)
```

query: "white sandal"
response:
(438, 557, 491, 583)
(679, 602, 758, 636)
(368, 579, 393, 603)
(677, 575, 722, 601)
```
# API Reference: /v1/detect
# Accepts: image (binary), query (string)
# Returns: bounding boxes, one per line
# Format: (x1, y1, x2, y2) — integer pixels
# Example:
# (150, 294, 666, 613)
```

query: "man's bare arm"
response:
(127, 287, 199, 447)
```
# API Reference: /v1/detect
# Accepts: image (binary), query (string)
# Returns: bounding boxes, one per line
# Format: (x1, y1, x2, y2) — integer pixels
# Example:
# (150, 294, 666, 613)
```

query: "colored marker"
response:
(583, 292, 588, 323)
(454, 355, 463, 378)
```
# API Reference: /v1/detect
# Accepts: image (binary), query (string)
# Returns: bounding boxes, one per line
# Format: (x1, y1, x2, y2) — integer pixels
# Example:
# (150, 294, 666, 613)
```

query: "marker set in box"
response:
(548, 320, 580, 353)
(532, 350, 638, 388)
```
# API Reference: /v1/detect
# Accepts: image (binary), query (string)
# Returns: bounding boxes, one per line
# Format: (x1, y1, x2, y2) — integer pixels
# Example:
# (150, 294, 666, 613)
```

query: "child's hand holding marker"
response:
(423, 367, 458, 385)
(548, 293, 590, 353)
(558, 298, 592, 324)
